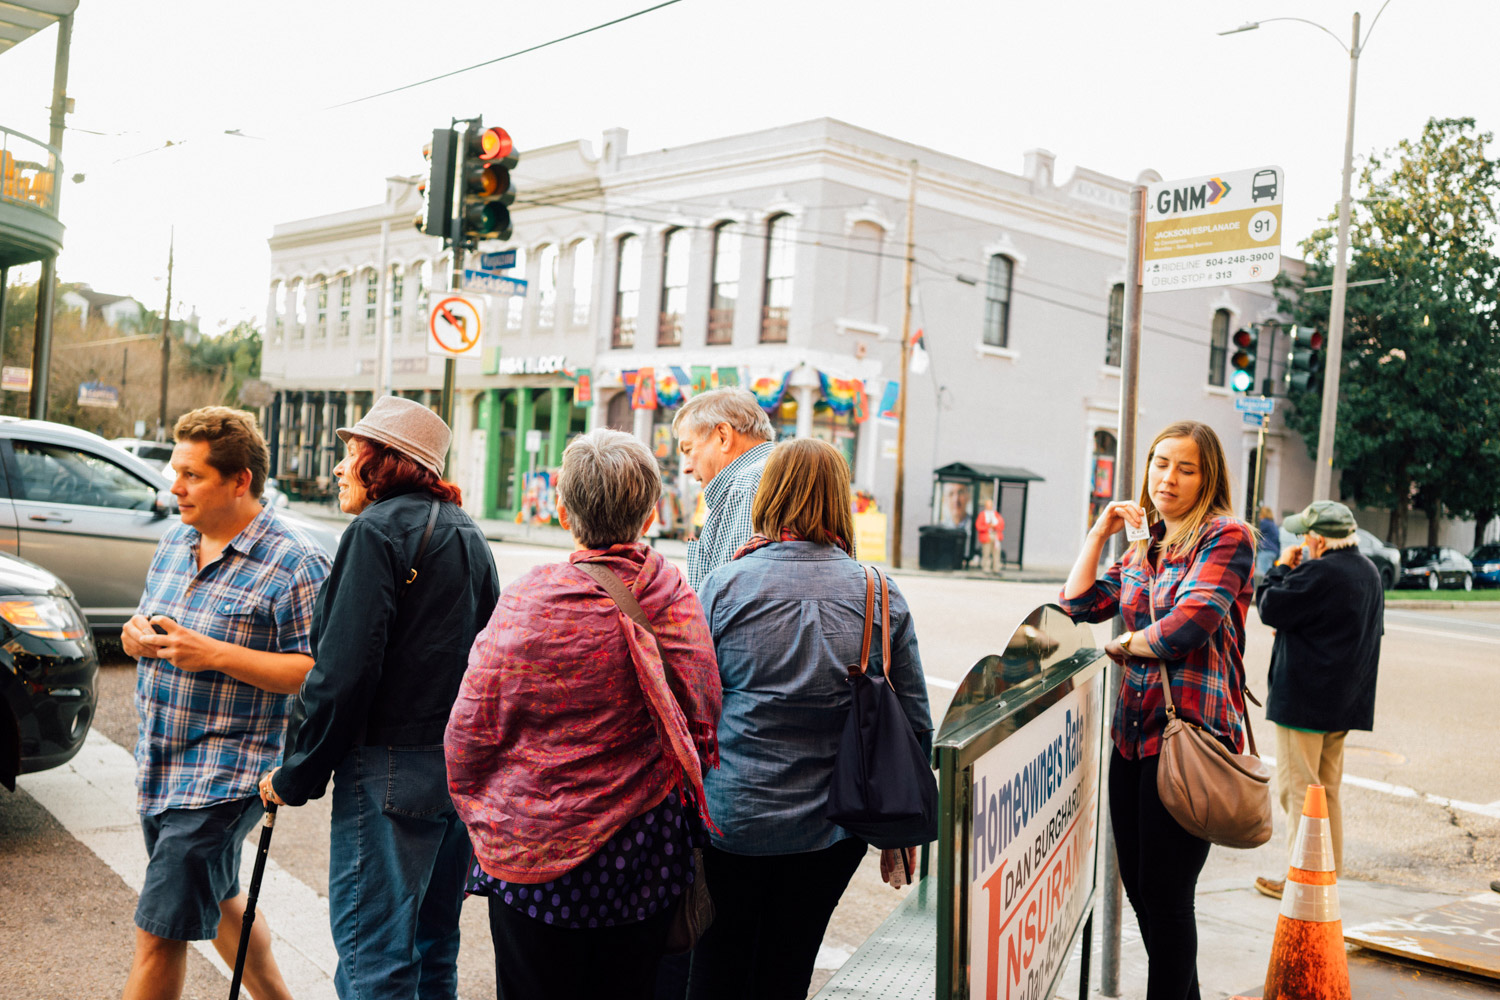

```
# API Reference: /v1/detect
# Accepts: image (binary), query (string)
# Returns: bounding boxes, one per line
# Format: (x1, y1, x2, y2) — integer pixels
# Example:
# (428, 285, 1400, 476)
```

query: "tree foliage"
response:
(1276, 117, 1500, 547)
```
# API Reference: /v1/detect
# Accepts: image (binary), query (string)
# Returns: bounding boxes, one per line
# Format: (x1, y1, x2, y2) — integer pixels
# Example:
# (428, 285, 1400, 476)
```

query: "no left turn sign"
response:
(428, 294, 485, 358)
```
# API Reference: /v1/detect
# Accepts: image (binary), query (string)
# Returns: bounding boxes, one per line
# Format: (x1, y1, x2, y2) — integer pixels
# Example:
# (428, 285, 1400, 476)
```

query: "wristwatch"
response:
(1119, 630, 1135, 654)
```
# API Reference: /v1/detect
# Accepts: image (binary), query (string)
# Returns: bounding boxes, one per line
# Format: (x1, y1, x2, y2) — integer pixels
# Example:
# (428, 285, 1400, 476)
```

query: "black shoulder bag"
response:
(825, 565, 939, 849)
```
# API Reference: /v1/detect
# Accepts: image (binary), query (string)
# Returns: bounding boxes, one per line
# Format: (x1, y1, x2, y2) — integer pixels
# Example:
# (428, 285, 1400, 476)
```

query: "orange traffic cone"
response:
(1263, 784, 1350, 1000)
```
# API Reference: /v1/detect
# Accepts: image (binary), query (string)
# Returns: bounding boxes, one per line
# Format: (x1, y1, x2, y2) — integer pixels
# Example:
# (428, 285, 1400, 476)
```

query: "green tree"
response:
(1277, 117, 1500, 548)
(180, 320, 261, 404)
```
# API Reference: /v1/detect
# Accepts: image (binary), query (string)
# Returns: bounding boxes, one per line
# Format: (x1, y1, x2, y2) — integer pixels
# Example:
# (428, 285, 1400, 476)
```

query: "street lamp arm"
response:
(1247, 16, 1351, 52)
(1356, 0, 1395, 55)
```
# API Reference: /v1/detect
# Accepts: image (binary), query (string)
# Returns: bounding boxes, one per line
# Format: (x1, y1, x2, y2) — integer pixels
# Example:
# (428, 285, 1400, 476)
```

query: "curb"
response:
(1385, 599, 1500, 610)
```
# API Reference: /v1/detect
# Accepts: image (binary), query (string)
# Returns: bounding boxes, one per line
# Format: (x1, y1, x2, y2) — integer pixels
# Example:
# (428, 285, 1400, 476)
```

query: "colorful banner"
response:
(656, 368, 685, 409)
(716, 367, 741, 388)
(877, 379, 900, 421)
(750, 371, 792, 412)
(573, 368, 593, 408)
(690, 366, 716, 395)
(631, 367, 657, 410)
(818, 371, 864, 415)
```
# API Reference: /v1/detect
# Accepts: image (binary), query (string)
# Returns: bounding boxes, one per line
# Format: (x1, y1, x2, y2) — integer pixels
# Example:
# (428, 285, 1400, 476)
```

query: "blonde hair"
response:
(751, 439, 854, 553)
(1131, 420, 1248, 560)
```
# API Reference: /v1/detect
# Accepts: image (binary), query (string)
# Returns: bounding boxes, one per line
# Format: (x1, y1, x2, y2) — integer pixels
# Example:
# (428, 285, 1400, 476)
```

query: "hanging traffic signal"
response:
(458, 123, 517, 246)
(416, 128, 457, 238)
(1229, 327, 1258, 393)
(1286, 325, 1325, 393)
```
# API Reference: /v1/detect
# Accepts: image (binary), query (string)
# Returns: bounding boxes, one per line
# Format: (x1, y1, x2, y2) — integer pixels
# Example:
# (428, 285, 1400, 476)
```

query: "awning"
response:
(933, 462, 1045, 482)
(0, 1, 77, 56)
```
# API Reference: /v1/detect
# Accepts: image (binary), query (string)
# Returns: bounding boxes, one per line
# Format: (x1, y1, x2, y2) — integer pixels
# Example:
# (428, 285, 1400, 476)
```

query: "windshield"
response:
(1472, 545, 1500, 561)
(1402, 547, 1441, 562)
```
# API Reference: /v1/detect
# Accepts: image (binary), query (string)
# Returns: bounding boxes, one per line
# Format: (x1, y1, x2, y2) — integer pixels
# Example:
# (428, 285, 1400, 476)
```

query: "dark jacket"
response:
(1256, 545, 1383, 732)
(273, 488, 500, 805)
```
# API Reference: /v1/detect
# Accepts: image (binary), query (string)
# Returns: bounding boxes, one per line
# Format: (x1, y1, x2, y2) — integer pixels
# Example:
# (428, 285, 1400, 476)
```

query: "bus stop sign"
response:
(1144, 165, 1284, 293)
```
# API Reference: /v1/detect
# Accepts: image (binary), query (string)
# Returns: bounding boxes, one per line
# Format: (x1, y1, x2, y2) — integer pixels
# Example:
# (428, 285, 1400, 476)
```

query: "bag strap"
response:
(1147, 585, 1261, 756)
(401, 500, 441, 595)
(851, 565, 876, 676)
(849, 565, 894, 680)
(575, 561, 660, 641)
(879, 568, 892, 676)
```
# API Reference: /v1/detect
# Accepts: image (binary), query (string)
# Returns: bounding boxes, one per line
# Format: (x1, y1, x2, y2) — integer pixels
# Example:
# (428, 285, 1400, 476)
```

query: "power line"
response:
(325, 0, 686, 109)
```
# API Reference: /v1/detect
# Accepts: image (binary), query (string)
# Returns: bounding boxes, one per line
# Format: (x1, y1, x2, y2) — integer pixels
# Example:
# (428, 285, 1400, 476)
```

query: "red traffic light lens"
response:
(1308, 332, 1324, 350)
(1232, 328, 1255, 349)
(479, 127, 513, 162)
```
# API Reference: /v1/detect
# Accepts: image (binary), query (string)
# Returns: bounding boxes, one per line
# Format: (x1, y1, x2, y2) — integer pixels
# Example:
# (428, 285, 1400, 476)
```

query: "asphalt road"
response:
(3, 544, 1497, 999)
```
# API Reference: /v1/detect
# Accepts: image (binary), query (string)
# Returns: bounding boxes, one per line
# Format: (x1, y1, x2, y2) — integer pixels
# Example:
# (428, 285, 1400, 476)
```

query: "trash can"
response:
(918, 525, 967, 572)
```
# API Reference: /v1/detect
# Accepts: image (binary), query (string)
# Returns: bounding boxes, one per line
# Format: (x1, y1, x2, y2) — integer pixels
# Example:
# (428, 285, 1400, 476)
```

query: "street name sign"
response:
(1234, 396, 1275, 415)
(462, 269, 528, 296)
(1242, 412, 1268, 428)
(1144, 165, 1283, 293)
(479, 250, 516, 272)
(428, 294, 485, 358)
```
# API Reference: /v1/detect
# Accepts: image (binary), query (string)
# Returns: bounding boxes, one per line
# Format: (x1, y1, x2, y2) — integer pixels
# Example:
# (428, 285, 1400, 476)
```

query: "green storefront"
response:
(475, 383, 594, 520)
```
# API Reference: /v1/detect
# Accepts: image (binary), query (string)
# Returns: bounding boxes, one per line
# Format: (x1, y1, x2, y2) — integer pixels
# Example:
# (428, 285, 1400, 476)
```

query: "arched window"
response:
(571, 239, 594, 326)
(386, 263, 404, 335)
(290, 279, 306, 340)
(362, 267, 377, 337)
(613, 234, 641, 348)
(983, 255, 1013, 348)
(1208, 309, 1230, 387)
(761, 213, 796, 343)
(708, 222, 740, 345)
(312, 275, 328, 338)
(536, 245, 558, 328)
(845, 221, 884, 324)
(269, 280, 283, 344)
(338, 273, 352, 336)
(506, 247, 527, 331)
(414, 260, 433, 321)
(1105, 283, 1124, 367)
(659, 228, 688, 348)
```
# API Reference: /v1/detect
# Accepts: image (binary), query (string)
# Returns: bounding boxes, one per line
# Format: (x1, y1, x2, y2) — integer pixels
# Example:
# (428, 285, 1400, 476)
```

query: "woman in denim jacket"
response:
(689, 438, 932, 1000)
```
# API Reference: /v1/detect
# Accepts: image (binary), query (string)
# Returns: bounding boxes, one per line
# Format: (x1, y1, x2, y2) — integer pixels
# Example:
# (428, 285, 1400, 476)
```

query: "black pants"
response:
(489, 895, 673, 1000)
(686, 838, 867, 1000)
(1109, 749, 1211, 1000)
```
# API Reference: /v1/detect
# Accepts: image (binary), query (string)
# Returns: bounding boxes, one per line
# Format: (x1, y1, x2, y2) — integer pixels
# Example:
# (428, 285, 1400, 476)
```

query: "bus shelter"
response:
(815, 604, 1108, 1000)
(929, 463, 1043, 570)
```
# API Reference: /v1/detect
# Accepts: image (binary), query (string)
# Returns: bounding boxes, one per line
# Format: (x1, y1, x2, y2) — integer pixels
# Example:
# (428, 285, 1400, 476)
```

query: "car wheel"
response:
(1463, 574, 1473, 592)
(1428, 573, 1440, 592)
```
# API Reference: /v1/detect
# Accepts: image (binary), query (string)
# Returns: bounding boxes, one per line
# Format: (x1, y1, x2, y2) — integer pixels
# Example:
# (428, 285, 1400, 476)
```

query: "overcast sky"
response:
(2, 0, 1496, 334)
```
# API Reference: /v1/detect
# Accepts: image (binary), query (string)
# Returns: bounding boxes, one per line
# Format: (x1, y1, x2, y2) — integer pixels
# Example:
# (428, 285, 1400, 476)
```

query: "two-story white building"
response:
(262, 118, 1314, 570)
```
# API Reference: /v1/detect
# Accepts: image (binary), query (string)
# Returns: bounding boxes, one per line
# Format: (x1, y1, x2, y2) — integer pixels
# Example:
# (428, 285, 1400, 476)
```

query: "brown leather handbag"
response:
(1154, 664, 1273, 849)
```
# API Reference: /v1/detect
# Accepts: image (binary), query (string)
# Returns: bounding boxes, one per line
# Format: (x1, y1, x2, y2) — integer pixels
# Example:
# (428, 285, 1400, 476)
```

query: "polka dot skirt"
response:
(467, 788, 704, 929)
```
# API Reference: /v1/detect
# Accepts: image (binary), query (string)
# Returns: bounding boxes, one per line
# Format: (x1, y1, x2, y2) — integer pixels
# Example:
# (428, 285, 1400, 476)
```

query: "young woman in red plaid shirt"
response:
(1060, 420, 1255, 1000)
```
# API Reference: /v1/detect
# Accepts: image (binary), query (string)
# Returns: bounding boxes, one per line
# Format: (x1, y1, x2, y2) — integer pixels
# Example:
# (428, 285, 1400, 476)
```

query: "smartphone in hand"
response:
(150, 616, 174, 635)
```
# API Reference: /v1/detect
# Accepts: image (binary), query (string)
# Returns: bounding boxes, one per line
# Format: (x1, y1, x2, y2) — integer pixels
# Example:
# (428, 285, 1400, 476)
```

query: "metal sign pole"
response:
(1101, 183, 1147, 996)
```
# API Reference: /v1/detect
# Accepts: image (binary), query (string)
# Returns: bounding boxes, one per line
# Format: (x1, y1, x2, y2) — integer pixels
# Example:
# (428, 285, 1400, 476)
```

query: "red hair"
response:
(350, 435, 462, 506)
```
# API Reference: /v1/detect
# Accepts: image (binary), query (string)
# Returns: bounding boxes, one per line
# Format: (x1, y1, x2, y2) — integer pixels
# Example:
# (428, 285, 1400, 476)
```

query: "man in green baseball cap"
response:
(1252, 499, 1383, 899)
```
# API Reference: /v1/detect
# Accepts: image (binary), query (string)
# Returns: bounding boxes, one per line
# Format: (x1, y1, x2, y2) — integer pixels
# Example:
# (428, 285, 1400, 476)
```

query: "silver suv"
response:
(0, 416, 340, 631)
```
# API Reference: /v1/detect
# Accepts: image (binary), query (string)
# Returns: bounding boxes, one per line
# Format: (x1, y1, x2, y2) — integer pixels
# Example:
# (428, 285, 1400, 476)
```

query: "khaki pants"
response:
(1275, 725, 1347, 872)
(982, 538, 1004, 573)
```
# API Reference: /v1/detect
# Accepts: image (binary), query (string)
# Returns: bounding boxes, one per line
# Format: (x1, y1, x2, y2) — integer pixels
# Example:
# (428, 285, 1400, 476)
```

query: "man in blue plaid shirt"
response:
(674, 388, 777, 591)
(119, 408, 330, 1000)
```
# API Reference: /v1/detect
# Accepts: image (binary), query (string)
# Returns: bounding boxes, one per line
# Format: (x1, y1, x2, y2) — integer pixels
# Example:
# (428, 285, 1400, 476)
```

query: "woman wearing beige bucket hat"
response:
(259, 395, 500, 996)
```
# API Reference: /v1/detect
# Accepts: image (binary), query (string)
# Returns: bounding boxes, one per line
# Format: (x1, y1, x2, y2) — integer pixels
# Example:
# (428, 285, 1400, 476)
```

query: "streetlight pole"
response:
(1221, 2, 1392, 500)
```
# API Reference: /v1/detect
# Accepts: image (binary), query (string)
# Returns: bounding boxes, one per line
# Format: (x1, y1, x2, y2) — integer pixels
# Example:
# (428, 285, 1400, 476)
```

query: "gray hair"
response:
(557, 429, 662, 549)
(1311, 531, 1359, 550)
(671, 387, 774, 442)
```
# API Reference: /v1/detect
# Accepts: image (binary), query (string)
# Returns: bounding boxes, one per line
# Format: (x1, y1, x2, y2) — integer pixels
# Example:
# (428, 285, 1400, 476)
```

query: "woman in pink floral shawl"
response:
(446, 429, 721, 1000)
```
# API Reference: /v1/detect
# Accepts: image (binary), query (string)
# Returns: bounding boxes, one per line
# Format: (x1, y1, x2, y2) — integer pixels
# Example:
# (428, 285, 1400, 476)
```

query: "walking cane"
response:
(228, 802, 277, 1000)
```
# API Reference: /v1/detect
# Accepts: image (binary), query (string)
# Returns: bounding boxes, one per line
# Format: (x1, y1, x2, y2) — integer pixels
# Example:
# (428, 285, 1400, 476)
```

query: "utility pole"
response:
(1313, 11, 1362, 501)
(890, 159, 918, 569)
(157, 229, 174, 440)
(28, 10, 73, 421)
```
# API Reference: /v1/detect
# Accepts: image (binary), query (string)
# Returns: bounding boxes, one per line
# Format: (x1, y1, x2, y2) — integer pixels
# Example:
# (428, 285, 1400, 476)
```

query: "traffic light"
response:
(1229, 327, 1257, 393)
(458, 122, 517, 246)
(1286, 325, 1325, 393)
(416, 128, 457, 238)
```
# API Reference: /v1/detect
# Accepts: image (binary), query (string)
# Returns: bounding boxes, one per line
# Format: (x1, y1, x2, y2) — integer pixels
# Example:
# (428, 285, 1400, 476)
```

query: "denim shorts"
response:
(135, 796, 265, 941)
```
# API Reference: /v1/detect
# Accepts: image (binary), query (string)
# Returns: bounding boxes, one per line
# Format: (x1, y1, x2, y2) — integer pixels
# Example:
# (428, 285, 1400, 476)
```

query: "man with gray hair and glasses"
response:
(673, 387, 776, 591)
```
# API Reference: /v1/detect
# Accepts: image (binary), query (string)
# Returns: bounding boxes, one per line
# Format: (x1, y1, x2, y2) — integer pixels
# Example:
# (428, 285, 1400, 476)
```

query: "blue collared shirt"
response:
(134, 506, 331, 815)
(699, 542, 931, 855)
(686, 441, 773, 591)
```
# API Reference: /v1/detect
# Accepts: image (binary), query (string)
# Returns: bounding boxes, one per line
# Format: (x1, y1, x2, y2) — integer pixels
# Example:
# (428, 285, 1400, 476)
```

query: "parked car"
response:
(1399, 547, 1475, 591)
(109, 437, 176, 471)
(0, 550, 97, 790)
(0, 417, 341, 632)
(1355, 528, 1401, 590)
(1468, 543, 1500, 588)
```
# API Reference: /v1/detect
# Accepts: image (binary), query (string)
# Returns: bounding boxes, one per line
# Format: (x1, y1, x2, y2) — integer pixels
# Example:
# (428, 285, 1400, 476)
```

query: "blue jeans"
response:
(329, 745, 472, 1000)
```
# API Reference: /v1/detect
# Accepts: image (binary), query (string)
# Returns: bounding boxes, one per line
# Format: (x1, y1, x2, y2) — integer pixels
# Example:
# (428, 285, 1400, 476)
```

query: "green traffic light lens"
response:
(1230, 370, 1254, 392)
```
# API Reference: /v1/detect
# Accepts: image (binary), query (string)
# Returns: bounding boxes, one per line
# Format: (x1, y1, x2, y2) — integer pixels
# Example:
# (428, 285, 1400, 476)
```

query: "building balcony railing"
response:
(658, 312, 682, 348)
(760, 305, 789, 343)
(0, 124, 64, 268)
(707, 308, 735, 345)
(613, 315, 636, 349)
